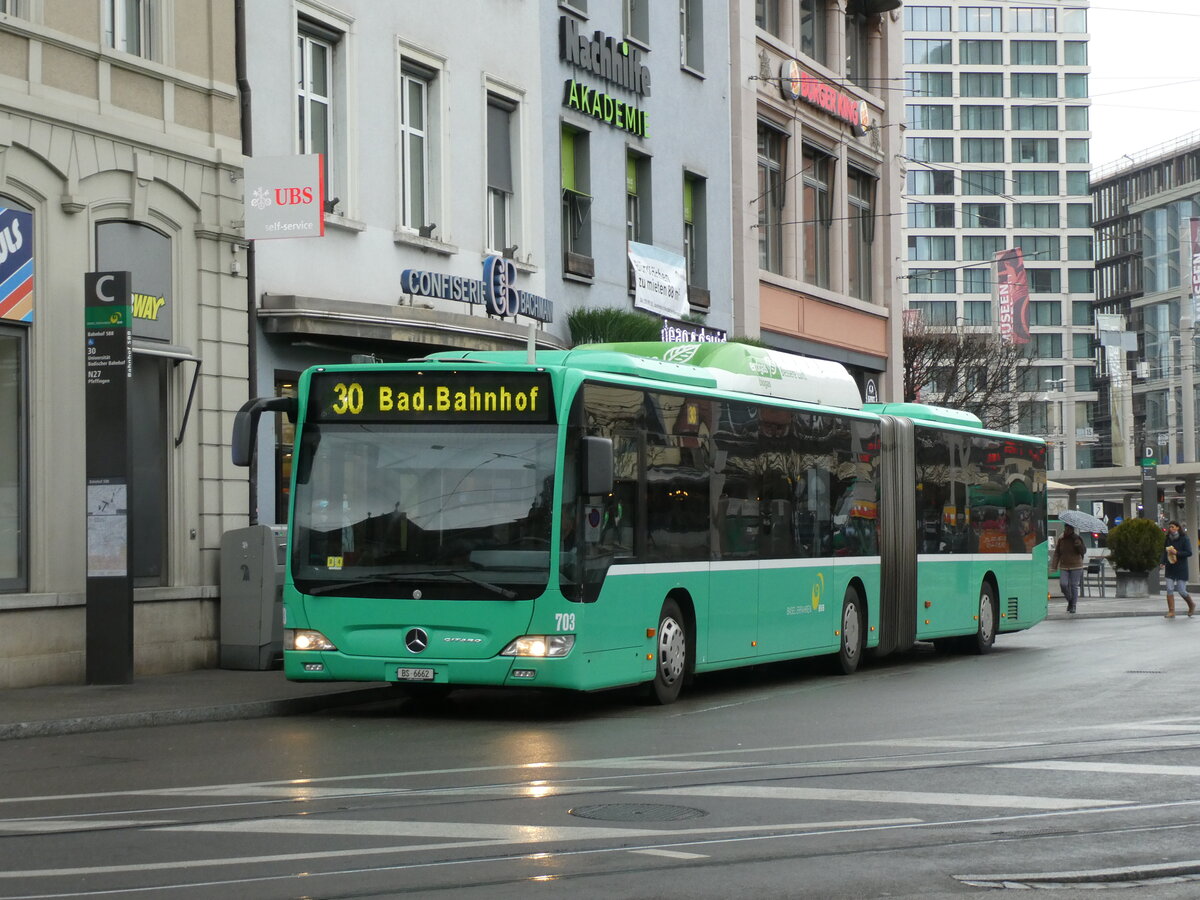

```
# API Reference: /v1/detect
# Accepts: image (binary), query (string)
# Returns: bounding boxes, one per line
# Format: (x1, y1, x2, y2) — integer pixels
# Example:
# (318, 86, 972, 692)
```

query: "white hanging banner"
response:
(628, 241, 688, 319)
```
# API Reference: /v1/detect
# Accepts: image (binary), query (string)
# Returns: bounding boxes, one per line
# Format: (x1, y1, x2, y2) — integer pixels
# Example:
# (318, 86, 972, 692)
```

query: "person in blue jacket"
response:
(1161, 520, 1194, 618)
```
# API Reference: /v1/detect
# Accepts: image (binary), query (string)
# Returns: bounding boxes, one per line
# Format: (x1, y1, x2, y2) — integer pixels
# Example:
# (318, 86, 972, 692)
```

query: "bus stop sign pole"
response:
(84, 271, 135, 685)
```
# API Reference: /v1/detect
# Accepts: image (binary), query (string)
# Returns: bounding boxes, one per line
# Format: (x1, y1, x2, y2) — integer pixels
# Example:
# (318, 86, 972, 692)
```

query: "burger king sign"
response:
(779, 60, 870, 137)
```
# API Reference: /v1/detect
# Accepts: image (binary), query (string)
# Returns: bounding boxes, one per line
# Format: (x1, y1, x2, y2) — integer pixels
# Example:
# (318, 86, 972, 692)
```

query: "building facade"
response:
(0, 1, 246, 687)
(245, 1, 734, 526)
(900, 0, 1096, 468)
(732, 0, 906, 402)
(1086, 134, 1200, 542)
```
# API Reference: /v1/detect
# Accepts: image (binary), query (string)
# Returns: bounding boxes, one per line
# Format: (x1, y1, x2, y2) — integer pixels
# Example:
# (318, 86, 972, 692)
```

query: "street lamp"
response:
(1040, 377, 1069, 471)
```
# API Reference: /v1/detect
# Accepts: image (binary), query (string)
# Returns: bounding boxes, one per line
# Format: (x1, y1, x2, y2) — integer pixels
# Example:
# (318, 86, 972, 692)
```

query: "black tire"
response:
(835, 588, 864, 675)
(648, 598, 689, 704)
(966, 582, 998, 655)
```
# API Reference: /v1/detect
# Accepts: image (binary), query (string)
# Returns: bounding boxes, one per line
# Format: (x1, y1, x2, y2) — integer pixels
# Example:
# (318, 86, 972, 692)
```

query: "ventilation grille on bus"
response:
(1006, 598, 1019, 621)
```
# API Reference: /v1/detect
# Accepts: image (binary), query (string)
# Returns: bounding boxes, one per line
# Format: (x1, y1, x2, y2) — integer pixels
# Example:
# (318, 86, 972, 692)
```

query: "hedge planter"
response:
(1115, 570, 1150, 598)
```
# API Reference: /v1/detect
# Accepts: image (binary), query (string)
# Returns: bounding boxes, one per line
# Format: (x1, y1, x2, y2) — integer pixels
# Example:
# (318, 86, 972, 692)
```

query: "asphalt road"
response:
(3, 615, 1200, 899)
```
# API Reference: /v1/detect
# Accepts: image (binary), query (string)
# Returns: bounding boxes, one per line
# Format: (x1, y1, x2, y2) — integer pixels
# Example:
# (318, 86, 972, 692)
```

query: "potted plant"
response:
(1105, 517, 1164, 597)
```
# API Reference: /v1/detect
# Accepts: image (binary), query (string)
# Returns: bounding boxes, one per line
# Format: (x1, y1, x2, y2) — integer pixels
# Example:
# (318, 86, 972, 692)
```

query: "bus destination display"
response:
(309, 371, 554, 424)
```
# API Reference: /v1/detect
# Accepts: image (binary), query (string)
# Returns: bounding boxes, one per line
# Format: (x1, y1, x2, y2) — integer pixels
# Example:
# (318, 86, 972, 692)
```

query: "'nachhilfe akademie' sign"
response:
(243, 154, 325, 240)
(560, 16, 650, 137)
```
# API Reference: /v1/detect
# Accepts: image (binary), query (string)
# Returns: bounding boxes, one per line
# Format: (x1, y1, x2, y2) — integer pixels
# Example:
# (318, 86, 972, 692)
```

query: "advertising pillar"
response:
(84, 272, 134, 684)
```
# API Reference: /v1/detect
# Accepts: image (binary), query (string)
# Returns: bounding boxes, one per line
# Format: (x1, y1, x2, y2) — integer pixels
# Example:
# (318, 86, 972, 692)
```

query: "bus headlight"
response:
(500, 635, 575, 658)
(285, 629, 337, 652)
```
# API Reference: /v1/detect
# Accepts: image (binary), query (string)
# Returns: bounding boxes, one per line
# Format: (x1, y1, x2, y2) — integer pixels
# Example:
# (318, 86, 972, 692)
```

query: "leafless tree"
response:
(902, 317, 1039, 432)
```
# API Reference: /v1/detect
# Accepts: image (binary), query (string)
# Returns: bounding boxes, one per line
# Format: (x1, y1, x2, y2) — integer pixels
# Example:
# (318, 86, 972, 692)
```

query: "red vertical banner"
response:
(995, 248, 1030, 344)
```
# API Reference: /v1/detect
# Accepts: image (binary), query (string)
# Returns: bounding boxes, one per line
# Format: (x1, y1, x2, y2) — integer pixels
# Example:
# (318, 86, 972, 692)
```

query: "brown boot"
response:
(1165, 596, 1176, 618)
(1187, 596, 1196, 617)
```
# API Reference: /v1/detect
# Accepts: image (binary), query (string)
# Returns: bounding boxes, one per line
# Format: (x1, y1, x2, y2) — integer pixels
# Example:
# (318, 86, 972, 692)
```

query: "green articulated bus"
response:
(232, 342, 1048, 704)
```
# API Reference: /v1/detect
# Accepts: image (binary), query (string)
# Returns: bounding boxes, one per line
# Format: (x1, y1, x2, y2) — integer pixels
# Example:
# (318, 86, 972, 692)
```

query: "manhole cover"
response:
(569, 803, 707, 822)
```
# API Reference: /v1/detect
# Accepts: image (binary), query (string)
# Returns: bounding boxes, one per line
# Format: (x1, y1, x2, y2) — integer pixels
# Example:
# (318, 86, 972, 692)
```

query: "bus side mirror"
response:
(582, 436, 614, 496)
(232, 396, 297, 467)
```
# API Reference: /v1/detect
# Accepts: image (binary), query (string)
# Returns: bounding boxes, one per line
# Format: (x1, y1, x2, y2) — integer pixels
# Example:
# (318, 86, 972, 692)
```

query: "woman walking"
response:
(1161, 520, 1194, 618)
(1052, 524, 1087, 614)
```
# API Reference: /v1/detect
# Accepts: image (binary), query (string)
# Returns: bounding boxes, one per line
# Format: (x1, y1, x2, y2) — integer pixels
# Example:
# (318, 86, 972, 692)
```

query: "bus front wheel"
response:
(835, 588, 864, 675)
(966, 583, 998, 655)
(648, 598, 688, 704)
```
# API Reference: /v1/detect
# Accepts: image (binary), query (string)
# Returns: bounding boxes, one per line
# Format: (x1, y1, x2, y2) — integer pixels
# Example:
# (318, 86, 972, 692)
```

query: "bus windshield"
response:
(290, 424, 558, 600)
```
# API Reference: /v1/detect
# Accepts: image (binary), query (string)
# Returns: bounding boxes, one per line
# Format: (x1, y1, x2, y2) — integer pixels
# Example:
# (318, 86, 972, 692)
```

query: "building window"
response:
(1065, 107, 1089, 131)
(961, 170, 1005, 195)
(801, 145, 832, 287)
(680, 0, 703, 70)
(961, 7, 1002, 32)
(907, 137, 953, 162)
(963, 300, 992, 324)
(1011, 73, 1056, 99)
(1011, 7, 1055, 32)
(104, 0, 157, 59)
(961, 137, 1004, 163)
(848, 169, 875, 302)
(1027, 333, 1063, 358)
(906, 72, 952, 97)
(846, 10, 870, 86)
(963, 272, 993, 297)
(800, 0, 827, 64)
(1010, 40, 1055, 65)
(1069, 269, 1094, 294)
(1062, 8, 1087, 32)
(1066, 204, 1091, 228)
(683, 173, 707, 290)
(1072, 333, 1093, 359)
(1013, 138, 1058, 163)
(623, 0, 649, 45)
(906, 104, 954, 129)
(906, 39, 952, 65)
(486, 93, 517, 254)
(626, 151, 652, 245)
(1014, 171, 1059, 196)
(399, 61, 434, 231)
(1028, 271, 1061, 295)
(1074, 366, 1095, 392)
(909, 269, 956, 293)
(1065, 171, 1089, 196)
(1064, 41, 1087, 65)
(1068, 236, 1094, 260)
(964, 235, 1005, 260)
(960, 105, 1003, 130)
(561, 126, 592, 271)
(908, 202, 954, 228)
(910, 300, 956, 324)
(1014, 203, 1059, 228)
(908, 170, 954, 195)
(908, 235, 955, 261)
(1072, 300, 1093, 324)
(1016, 235, 1060, 262)
(1064, 74, 1088, 99)
(297, 22, 336, 202)
(755, 0, 780, 37)
(0, 324, 26, 592)
(904, 6, 951, 31)
(959, 39, 1001, 64)
(960, 72, 1003, 97)
(1066, 139, 1090, 163)
(1012, 106, 1057, 131)
(757, 122, 786, 275)
(962, 203, 1005, 228)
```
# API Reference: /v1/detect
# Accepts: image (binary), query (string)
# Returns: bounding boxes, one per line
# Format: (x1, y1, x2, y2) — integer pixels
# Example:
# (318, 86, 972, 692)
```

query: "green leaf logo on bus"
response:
(811, 571, 825, 611)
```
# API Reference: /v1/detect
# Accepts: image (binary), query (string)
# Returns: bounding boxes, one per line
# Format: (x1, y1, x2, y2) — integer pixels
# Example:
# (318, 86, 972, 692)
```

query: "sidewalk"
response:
(0, 585, 1179, 742)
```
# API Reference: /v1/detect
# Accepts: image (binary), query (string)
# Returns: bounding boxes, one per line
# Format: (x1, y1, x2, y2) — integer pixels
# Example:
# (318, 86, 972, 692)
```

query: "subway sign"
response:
(779, 60, 870, 136)
(308, 371, 554, 424)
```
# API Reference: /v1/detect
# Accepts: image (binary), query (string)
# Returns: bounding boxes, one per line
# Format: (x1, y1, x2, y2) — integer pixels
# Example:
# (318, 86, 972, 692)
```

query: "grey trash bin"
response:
(220, 524, 287, 669)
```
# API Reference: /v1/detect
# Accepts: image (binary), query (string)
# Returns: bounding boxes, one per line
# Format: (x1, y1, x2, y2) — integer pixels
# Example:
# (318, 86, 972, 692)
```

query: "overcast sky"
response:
(1088, 2, 1200, 172)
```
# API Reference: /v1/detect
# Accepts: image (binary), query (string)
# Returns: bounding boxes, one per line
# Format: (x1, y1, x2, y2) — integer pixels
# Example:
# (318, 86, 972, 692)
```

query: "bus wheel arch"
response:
(647, 591, 694, 705)
(834, 582, 865, 675)
(968, 575, 999, 655)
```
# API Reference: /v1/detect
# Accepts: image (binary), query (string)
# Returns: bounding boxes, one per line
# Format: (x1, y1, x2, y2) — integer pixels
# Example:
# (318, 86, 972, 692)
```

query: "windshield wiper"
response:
(306, 570, 518, 600)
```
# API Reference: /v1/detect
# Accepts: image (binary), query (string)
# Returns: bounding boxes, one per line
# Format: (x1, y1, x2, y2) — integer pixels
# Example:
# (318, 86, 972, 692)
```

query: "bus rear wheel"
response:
(648, 598, 688, 705)
(966, 583, 997, 655)
(835, 588, 864, 675)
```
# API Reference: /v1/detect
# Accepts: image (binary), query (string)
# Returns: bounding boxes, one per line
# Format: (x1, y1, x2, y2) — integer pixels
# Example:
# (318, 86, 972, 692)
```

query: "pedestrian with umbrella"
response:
(1054, 510, 1106, 614)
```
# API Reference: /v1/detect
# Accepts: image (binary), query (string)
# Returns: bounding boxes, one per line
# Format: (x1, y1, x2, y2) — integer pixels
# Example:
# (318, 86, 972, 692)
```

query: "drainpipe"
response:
(235, 0, 259, 524)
